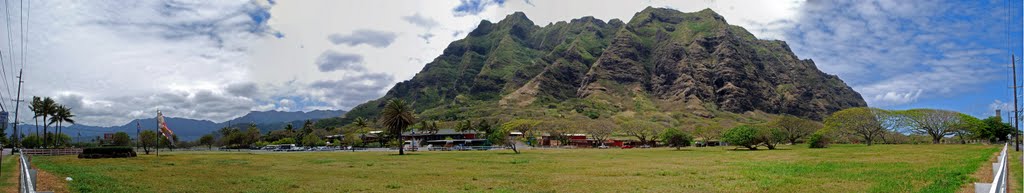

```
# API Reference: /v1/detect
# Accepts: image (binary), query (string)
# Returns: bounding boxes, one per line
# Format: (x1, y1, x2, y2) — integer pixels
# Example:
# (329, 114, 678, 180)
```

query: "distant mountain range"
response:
(10, 110, 346, 141)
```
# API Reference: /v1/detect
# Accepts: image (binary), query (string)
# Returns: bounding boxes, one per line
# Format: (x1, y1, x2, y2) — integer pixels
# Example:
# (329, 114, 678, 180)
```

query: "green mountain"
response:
(340, 7, 866, 125)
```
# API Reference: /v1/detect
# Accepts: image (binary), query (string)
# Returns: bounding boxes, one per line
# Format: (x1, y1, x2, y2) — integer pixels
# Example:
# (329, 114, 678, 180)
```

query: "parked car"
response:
(598, 145, 609, 149)
(621, 145, 633, 149)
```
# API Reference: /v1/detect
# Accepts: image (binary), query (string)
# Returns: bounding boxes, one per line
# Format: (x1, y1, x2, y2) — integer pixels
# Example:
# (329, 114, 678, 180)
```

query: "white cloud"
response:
(777, 1, 1015, 107)
(315, 50, 365, 72)
(402, 13, 440, 29)
(989, 100, 1012, 117)
(327, 29, 398, 48)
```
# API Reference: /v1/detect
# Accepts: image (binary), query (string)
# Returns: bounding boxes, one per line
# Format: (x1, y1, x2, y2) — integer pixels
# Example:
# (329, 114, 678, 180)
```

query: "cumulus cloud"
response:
(54, 90, 254, 127)
(989, 100, 1012, 117)
(315, 50, 366, 72)
(453, 0, 506, 16)
(402, 13, 440, 29)
(13, 1, 277, 126)
(327, 29, 398, 48)
(225, 82, 260, 98)
(308, 73, 395, 110)
(782, 0, 1010, 107)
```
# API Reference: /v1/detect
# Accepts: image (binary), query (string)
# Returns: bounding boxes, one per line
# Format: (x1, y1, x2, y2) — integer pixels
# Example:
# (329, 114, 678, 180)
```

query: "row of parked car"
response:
(259, 144, 357, 152)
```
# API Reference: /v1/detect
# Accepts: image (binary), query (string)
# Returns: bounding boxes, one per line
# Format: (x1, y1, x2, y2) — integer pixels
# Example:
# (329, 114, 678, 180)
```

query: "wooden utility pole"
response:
(1013, 55, 1020, 151)
(10, 70, 21, 155)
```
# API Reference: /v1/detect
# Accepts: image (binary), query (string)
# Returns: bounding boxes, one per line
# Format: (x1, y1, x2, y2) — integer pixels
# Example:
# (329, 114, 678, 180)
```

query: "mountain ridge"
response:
(337, 7, 865, 124)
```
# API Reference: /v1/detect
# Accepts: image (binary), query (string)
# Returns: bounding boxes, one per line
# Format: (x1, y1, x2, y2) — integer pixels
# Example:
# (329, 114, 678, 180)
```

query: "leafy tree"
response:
(825, 107, 885, 146)
(489, 125, 518, 153)
(772, 115, 821, 144)
(872, 109, 904, 144)
(899, 109, 961, 144)
(693, 123, 722, 147)
(343, 133, 362, 147)
(264, 129, 295, 142)
(302, 134, 325, 147)
(618, 120, 664, 146)
(272, 137, 297, 145)
(981, 116, 1014, 142)
(378, 99, 416, 155)
(254, 141, 270, 147)
(198, 134, 216, 150)
(111, 132, 132, 146)
(952, 114, 984, 144)
(139, 130, 158, 154)
(722, 125, 760, 150)
(21, 134, 41, 148)
(587, 120, 615, 147)
(660, 128, 692, 150)
(755, 125, 786, 150)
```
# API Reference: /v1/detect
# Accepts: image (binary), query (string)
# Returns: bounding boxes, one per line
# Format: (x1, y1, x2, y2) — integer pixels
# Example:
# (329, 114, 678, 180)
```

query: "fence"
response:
(20, 149, 82, 156)
(975, 143, 1008, 193)
(18, 149, 53, 193)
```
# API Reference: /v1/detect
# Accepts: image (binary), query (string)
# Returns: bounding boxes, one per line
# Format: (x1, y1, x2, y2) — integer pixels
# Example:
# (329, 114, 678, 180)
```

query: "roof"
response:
(403, 129, 481, 136)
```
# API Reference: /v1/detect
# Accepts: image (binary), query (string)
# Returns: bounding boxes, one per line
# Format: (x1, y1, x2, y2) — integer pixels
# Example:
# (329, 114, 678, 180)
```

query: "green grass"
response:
(0, 154, 17, 189)
(33, 144, 998, 193)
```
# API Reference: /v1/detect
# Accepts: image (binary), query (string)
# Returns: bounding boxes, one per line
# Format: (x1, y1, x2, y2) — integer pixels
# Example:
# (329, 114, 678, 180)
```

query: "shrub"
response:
(78, 146, 137, 159)
(722, 125, 760, 150)
(808, 130, 830, 148)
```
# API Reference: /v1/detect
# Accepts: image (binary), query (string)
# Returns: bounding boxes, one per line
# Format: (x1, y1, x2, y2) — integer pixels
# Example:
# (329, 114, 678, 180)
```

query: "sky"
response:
(0, 0, 1022, 127)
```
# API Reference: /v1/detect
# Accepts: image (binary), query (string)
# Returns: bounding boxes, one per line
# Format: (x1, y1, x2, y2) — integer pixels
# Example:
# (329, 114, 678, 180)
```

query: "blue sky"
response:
(2, 0, 1022, 126)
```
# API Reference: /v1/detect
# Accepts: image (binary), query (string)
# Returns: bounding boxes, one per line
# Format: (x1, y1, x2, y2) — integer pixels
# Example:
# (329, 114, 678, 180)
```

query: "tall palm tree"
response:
(29, 97, 41, 140)
(378, 100, 415, 155)
(48, 105, 74, 147)
(40, 97, 57, 148)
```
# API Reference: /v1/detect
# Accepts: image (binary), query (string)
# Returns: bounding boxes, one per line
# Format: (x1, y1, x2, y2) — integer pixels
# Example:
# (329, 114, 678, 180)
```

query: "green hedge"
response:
(78, 146, 136, 159)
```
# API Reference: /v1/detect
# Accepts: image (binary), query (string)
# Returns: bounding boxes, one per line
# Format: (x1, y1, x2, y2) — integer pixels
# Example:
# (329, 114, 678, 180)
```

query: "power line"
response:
(2, 0, 15, 105)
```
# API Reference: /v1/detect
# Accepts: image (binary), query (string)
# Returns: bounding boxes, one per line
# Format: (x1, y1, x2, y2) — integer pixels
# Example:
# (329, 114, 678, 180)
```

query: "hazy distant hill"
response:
(16, 110, 346, 141)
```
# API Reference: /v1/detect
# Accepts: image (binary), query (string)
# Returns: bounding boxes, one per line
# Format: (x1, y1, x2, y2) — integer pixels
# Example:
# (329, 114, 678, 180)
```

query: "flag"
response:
(157, 111, 175, 145)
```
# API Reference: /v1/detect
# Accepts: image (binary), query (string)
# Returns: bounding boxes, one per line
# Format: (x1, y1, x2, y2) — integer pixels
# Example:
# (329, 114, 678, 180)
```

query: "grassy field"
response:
(31, 144, 1000, 193)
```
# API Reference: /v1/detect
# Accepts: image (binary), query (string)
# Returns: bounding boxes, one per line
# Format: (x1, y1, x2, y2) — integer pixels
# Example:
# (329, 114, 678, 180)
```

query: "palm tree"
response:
(353, 117, 368, 128)
(39, 97, 57, 148)
(28, 97, 41, 141)
(378, 99, 415, 155)
(48, 105, 74, 147)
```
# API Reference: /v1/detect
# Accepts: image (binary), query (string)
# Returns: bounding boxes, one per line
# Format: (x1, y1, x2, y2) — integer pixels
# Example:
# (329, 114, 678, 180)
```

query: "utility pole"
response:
(1013, 55, 1020, 151)
(10, 70, 22, 155)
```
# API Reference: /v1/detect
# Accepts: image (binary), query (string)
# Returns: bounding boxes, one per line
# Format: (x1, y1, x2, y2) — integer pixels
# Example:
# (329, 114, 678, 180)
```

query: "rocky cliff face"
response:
(342, 7, 866, 122)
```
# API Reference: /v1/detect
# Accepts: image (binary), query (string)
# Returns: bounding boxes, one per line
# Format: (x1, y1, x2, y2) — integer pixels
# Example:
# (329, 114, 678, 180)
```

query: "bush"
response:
(808, 131, 830, 148)
(78, 146, 137, 159)
(722, 125, 760, 150)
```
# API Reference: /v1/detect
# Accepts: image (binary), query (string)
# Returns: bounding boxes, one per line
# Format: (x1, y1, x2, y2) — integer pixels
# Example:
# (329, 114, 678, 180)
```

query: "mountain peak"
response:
(498, 11, 535, 27)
